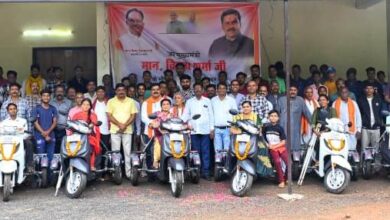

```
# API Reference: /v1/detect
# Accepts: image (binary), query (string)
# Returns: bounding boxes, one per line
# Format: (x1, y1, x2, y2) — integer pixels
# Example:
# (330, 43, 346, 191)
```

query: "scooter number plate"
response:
(170, 133, 183, 141)
(237, 134, 250, 142)
(67, 134, 81, 142)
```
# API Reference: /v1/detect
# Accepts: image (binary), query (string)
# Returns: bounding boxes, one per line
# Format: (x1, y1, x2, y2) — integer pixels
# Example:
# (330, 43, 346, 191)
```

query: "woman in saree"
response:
(150, 98, 174, 168)
(70, 98, 101, 171)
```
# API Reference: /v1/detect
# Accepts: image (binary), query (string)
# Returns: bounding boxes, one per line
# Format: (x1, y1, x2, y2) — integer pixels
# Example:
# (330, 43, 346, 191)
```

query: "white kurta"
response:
(332, 99, 362, 150)
(302, 99, 318, 144)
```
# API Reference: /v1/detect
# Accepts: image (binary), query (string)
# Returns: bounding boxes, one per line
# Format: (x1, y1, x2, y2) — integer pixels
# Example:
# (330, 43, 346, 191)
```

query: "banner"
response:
(108, 2, 259, 84)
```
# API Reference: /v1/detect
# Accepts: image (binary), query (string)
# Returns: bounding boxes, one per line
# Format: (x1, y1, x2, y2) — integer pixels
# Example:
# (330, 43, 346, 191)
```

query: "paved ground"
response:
(1, 173, 390, 220)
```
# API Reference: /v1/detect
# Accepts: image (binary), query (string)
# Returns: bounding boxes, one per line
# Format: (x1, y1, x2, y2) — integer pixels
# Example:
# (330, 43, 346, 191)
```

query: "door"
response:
(33, 47, 97, 82)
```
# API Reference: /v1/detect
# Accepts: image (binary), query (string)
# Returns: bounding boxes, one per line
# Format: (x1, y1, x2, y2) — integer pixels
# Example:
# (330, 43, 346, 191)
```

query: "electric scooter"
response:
(55, 120, 122, 199)
(129, 114, 201, 198)
(228, 109, 258, 197)
(298, 118, 352, 194)
(361, 110, 390, 178)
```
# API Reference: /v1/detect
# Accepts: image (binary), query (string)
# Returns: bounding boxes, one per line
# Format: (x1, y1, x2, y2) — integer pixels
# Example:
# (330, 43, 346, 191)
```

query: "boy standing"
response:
(262, 110, 289, 188)
(33, 89, 58, 164)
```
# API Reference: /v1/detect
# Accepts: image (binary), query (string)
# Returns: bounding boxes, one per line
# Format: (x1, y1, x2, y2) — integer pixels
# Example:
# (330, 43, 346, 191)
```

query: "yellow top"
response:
(106, 97, 138, 134)
(324, 80, 337, 96)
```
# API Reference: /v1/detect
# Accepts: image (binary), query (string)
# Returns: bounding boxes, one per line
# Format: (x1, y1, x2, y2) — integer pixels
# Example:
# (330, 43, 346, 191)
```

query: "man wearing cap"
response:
(324, 67, 337, 96)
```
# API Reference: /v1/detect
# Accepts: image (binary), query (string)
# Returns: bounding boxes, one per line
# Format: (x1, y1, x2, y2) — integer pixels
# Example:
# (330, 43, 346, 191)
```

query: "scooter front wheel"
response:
(170, 170, 183, 198)
(324, 167, 350, 194)
(190, 166, 200, 184)
(292, 161, 301, 180)
(361, 160, 374, 180)
(3, 174, 12, 202)
(129, 166, 139, 186)
(65, 170, 87, 199)
(230, 169, 253, 197)
(41, 167, 48, 188)
(112, 166, 122, 185)
(214, 165, 223, 182)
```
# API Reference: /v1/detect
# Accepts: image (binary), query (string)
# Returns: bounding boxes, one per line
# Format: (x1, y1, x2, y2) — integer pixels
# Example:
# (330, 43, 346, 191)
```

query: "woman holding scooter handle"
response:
(150, 98, 173, 168)
(230, 101, 274, 178)
(311, 94, 337, 137)
(69, 98, 101, 171)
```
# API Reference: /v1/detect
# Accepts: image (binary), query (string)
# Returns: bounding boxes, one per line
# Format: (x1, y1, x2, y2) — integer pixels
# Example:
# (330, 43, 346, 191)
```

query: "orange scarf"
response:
(334, 98, 355, 132)
(25, 75, 44, 96)
(301, 99, 319, 135)
(146, 96, 162, 137)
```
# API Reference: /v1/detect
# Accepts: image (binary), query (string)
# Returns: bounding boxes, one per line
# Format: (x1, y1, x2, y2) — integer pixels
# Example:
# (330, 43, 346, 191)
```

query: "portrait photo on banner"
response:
(108, 2, 260, 83)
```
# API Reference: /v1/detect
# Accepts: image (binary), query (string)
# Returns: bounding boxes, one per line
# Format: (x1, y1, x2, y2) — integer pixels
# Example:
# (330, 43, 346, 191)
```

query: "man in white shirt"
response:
(84, 81, 97, 102)
(211, 83, 237, 153)
(1, 103, 34, 172)
(229, 79, 245, 108)
(332, 87, 362, 151)
(93, 86, 110, 151)
(182, 83, 214, 180)
(141, 84, 163, 170)
(118, 8, 160, 79)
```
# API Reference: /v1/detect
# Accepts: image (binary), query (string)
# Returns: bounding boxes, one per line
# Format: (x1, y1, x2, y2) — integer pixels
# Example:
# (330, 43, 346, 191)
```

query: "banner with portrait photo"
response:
(108, 2, 260, 83)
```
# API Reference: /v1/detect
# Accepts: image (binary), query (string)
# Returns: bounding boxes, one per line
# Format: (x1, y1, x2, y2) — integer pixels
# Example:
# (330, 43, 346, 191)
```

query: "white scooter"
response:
(298, 118, 352, 194)
(0, 126, 26, 202)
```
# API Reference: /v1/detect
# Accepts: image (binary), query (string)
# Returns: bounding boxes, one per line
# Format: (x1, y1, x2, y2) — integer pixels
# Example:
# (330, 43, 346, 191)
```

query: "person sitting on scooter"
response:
(231, 101, 274, 177)
(150, 98, 174, 168)
(69, 98, 101, 171)
(0, 103, 34, 173)
(262, 110, 289, 188)
(311, 94, 337, 136)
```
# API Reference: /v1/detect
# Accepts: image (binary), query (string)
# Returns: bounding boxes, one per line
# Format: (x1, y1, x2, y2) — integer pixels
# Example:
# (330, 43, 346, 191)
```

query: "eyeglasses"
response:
(127, 18, 143, 24)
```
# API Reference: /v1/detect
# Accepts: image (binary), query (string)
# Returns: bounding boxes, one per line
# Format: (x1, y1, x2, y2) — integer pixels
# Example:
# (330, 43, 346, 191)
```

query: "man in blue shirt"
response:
(32, 89, 58, 165)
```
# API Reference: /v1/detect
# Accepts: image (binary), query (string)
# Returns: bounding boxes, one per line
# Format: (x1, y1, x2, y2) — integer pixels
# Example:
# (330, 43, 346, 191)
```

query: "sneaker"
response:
(278, 182, 286, 188)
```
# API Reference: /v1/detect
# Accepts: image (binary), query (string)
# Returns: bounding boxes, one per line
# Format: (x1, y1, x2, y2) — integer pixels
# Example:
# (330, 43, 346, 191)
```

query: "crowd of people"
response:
(0, 61, 388, 188)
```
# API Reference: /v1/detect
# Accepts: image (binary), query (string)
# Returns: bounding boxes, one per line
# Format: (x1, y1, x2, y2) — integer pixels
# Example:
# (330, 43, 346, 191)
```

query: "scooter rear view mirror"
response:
(96, 121, 103, 126)
(229, 109, 239, 115)
(192, 114, 201, 120)
(382, 110, 390, 116)
(148, 113, 158, 120)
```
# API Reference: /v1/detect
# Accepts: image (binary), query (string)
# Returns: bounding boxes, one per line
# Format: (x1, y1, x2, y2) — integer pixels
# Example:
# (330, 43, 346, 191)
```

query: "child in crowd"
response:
(262, 110, 289, 188)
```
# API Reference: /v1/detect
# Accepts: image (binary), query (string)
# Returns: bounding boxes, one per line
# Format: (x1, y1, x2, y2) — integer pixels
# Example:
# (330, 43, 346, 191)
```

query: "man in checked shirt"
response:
(239, 80, 270, 121)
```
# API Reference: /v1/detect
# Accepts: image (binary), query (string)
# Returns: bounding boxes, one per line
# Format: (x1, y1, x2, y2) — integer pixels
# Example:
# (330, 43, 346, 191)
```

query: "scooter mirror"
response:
(382, 110, 390, 116)
(148, 113, 158, 120)
(96, 121, 103, 126)
(229, 109, 239, 115)
(192, 114, 201, 120)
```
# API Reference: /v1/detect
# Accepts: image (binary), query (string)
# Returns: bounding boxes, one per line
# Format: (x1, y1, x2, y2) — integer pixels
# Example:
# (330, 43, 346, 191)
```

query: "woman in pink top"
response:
(150, 98, 174, 168)
(67, 92, 84, 135)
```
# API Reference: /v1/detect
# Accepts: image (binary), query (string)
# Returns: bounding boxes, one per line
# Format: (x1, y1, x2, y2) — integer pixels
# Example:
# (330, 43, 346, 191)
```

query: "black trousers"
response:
(101, 134, 111, 153)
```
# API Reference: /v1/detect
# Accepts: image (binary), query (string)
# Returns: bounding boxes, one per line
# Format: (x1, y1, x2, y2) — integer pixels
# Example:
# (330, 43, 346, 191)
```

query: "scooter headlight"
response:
(0, 143, 19, 161)
(325, 139, 345, 152)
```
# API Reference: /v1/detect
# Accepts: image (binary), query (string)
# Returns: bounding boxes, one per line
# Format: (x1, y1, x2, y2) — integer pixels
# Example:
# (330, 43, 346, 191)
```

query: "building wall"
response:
(0, 3, 96, 82)
(259, 0, 387, 78)
(0, 1, 386, 83)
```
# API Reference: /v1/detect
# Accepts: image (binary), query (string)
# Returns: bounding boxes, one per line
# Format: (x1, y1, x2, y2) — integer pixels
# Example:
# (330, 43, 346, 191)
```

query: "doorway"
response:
(33, 47, 97, 82)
